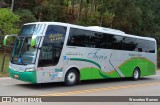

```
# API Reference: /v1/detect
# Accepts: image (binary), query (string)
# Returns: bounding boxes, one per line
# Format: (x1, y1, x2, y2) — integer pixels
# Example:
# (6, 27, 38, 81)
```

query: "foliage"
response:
(15, 9, 37, 27)
(0, 0, 160, 70)
(0, 8, 19, 35)
(1, 0, 160, 47)
(1, 0, 160, 48)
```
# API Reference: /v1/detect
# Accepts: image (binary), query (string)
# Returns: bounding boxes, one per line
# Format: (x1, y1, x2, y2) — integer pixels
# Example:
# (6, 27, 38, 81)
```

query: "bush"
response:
(0, 8, 20, 35)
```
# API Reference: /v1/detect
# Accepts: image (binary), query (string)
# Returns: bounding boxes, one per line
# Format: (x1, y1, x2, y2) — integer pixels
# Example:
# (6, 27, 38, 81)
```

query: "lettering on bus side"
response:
(88, 49, 107, 60)
(55, 68, 63, 72)
(129, 53, 142, 57)
(48, 33, 63, 42)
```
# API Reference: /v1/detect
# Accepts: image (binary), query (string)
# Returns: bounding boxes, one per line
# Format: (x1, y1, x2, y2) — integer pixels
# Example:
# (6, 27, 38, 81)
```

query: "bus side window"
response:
(89, 32, 103, 48)
(67, 28, 89, 47)
(147, 41, 155, 53)
(122, 37, 137, 51)
(38, 25, 66, 67)
(107, 34, 123, 50)
(138, 48, 142, 52)
(136, 39, 148, 53)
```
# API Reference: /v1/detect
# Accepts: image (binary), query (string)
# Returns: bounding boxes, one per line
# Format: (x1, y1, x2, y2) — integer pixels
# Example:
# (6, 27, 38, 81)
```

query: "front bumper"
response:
(9, 68, 37, 83)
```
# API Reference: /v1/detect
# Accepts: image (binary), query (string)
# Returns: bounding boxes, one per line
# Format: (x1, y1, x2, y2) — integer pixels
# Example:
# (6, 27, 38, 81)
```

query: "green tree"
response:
(113, 0, 142, 34)
(15, 9, 37, 26)
(0, 8, 19, 35)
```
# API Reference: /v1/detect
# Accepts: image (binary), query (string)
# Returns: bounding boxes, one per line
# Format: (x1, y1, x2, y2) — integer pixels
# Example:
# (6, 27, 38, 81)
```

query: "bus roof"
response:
(24, 22, 156, 42)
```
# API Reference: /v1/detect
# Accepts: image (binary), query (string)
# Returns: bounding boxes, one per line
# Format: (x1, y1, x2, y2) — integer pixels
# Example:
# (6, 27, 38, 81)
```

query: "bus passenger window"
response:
(38, 25, 66, 67)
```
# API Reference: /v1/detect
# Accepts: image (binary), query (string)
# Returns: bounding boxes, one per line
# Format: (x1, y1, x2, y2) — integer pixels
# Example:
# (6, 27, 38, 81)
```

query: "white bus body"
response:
(7, 22, 157, 86)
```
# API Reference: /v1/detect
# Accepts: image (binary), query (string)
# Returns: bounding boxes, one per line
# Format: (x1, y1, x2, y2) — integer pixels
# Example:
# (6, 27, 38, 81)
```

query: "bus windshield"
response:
(11, 24, 44, 65)
(18, 24, 45, 36)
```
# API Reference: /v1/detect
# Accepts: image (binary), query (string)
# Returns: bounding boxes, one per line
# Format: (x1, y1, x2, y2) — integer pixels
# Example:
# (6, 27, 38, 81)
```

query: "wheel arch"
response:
(64, 66, 80, 81)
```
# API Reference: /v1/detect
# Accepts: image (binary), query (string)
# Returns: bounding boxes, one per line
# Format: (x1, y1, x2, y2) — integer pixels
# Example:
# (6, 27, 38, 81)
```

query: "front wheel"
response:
(65, 69, 79, 86)
(132, 68, 140, 80)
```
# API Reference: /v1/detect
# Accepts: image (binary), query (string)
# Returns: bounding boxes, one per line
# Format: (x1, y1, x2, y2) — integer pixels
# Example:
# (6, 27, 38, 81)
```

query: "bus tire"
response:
(132, 68, 140, 81)
(65, 69, 79, 86)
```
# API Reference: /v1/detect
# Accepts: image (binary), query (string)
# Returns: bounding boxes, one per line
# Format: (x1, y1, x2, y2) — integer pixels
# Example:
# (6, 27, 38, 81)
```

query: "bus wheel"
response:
(65, 69, 79, 86)
(132, 68, 140, 80)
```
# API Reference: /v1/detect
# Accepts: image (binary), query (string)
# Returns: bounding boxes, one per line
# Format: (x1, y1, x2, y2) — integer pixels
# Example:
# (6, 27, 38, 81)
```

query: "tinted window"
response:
(38, 25, 66, 67)
(67, 28, 106, 48)
(135, 39, 147, 52)
(67, 28, 155, 53)
(100, 33, 108, 49)
(123, 37, 155, 53)
(108, 34, 123, 50)
(67, 28, 90, 47)
(136, 39, 155, 53)
(147, 41, 155, 53)
(89, 32, 103, 48)
(19, 24, 45, 36)
(122, 37, 137, 51)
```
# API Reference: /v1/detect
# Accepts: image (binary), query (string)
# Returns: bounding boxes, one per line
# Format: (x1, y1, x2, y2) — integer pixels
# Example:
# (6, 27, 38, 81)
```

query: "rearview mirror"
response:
(3, 34, 17, 46)
(31, 35, 37, 47)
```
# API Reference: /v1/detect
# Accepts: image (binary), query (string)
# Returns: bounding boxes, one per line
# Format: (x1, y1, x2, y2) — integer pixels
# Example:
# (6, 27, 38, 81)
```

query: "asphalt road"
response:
(0, 71, 160, 105)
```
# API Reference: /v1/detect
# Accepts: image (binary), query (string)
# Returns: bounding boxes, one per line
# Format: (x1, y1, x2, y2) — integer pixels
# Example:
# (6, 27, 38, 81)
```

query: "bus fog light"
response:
(25, 68, 35, 72)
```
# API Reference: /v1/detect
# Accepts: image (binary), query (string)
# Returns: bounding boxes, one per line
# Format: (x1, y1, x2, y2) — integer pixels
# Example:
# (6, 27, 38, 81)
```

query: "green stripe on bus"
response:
(70, 58, 111, 79)
(118, 57, 156, 77)
(70, 58, 101, 69)
(70, 57, 156, 80)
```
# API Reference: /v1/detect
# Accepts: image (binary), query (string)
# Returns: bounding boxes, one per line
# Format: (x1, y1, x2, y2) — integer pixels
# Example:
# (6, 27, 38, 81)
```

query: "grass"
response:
(0, 52, 10, 77)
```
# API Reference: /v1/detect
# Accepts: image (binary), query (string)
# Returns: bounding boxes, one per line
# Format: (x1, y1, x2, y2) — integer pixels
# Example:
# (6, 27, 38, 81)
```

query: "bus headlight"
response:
(25, 68, 35, 72)
(9, 65, 11, 69)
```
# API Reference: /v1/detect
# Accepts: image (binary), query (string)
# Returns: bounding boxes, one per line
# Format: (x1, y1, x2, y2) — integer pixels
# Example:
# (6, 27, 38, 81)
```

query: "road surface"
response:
(0, 71, 160, 105)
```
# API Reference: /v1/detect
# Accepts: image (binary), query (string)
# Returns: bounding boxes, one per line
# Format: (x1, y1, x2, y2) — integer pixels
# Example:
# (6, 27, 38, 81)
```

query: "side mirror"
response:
(31, 35, 37, 47)
(3, 34, 17, 46)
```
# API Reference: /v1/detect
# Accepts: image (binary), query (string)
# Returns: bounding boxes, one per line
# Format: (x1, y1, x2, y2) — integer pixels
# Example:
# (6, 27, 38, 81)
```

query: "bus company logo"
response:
(2, 97, 12, 102)
(63, 56, 67, 60)
(55, 68, 63, 72)
(88, 49, 107, 60)
(63, 56, 71, 61)
(1, 97, 42, 103)
(129, 53, 142, 57)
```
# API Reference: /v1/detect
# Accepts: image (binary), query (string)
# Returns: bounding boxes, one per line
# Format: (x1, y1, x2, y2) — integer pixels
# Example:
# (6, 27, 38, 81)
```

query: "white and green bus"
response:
(4, 22, 157, 86)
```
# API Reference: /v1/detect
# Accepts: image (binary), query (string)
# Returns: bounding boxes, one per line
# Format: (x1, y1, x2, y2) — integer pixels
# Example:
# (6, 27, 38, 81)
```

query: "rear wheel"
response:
(132, 68, 140, 80)
(65, 69, 79, 86)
